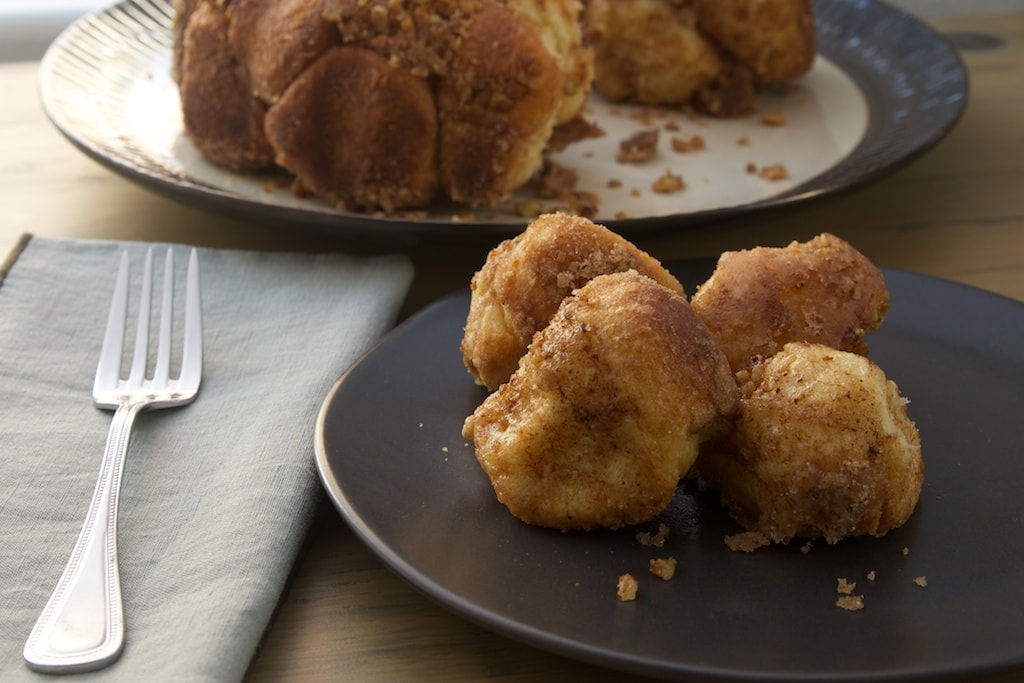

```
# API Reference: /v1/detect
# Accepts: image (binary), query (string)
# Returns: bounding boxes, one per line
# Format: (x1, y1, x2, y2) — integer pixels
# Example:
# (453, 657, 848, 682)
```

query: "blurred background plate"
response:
(38, 0, 967, 240)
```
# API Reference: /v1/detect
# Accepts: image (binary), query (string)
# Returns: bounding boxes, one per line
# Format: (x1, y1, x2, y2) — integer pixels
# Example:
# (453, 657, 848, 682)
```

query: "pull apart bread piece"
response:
(698, 342, 923, 544)
(174, 0, 594, 211)
(462, 271, 738, 531)
(582, 0, 815, 115)
(690, 233, 890, 374)
(461, 212, 683, 391)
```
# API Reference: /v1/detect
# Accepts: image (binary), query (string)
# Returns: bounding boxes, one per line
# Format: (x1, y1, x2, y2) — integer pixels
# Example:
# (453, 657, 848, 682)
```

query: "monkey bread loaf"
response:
(172, 0, 594, 211)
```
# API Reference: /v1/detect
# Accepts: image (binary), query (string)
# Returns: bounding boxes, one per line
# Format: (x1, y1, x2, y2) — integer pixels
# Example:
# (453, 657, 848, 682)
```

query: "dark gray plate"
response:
(316, 262, 1024, 681)
(38, 0, 967, 240)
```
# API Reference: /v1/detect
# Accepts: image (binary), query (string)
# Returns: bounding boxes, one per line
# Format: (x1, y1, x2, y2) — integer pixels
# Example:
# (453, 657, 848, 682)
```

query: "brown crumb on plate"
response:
(636, 523, 670, 548)
(836, 595, 864, 612)
(617, 573, 639, 601)
(649, 557, 677, 581)
(617, 129, 659, 163)
(536, 160, 578, 199)
(671, 135, 706, 153)
(757, 164, 789, 181)
(724, 531, 771, 552)
(652, 171, 685, 194)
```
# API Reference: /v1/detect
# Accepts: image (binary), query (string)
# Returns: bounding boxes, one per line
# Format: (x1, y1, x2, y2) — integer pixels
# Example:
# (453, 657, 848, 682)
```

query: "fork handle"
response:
(24, 402, 141, 673)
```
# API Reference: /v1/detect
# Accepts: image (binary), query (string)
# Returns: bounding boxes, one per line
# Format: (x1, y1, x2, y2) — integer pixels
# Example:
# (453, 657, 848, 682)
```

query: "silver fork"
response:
(24, 248, 202, 673)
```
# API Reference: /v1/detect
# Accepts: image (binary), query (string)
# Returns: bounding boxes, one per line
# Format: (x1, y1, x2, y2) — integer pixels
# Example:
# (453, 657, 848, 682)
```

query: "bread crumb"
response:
(761, 110, 786, 126)
(628, 107, 669, 125)
(670, 135, 706, 153)
(757, 164, 789, 181)
(617, 573, 638, 601)
(536, 160, 578, 199)
(836, 595, 864, 612)
(837, 578, 856, 595)
(649, 557, 677, 581)
(800, 541, 813, 553)
(903, 547, 910, 556)
(607, 178, 623, 189)
(914, 576, 928, 587)
(737, 136, 750, 147)
(652, 171, 685, 194)
(745, 162, 758, 174)
(867, 570, 876, 581)
(547, 116, 605, 152)
(636, 523, 670, 548)
(724, 531, 771, 552)
(564, 190, 600, 219)
(617, 129, 659, 163)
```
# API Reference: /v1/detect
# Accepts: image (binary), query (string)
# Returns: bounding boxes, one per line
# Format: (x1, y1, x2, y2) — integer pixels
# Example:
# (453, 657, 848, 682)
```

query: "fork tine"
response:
(178, 248, 202, 391)
(153, 250, 174, 387)
(94, 251, 130, 390)
(127, 249, 154, 391)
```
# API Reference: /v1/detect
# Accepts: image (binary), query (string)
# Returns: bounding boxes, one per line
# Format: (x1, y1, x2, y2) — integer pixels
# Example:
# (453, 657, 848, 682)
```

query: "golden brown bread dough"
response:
(690, 233, 889, 373)
(174, 0, 594, 211)
(461, 212, 683, 390)
(582, 0, 815, 114)
(264, 46, 440, 211)
(695, 0, 816, 86)
(463, 270, 739, 531)
(177, 1, 275, 171)
(698, 342, 923, 544)
(583, 0, 723, 106)
(437, 5, 566, 206)
(229, 0, 340, 105)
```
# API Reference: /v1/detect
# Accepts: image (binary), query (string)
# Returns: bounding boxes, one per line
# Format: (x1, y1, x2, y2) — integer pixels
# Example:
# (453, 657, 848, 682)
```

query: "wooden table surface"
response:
(2, 9, 1023, 683)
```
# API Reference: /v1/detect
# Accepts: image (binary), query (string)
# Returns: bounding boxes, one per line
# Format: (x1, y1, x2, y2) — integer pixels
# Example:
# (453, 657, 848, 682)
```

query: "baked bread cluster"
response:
(583, 0, 816, 116)
(172, 0, 816, 213)
(464, 269, 738, 530)
(461, 211, 685, 391)
(172, 0, 593, 211)
(461, 214, 923, 543)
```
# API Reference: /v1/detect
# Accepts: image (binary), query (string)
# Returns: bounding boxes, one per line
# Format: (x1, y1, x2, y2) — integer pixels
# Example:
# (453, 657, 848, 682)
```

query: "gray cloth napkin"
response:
(0, 235, 414, 681)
